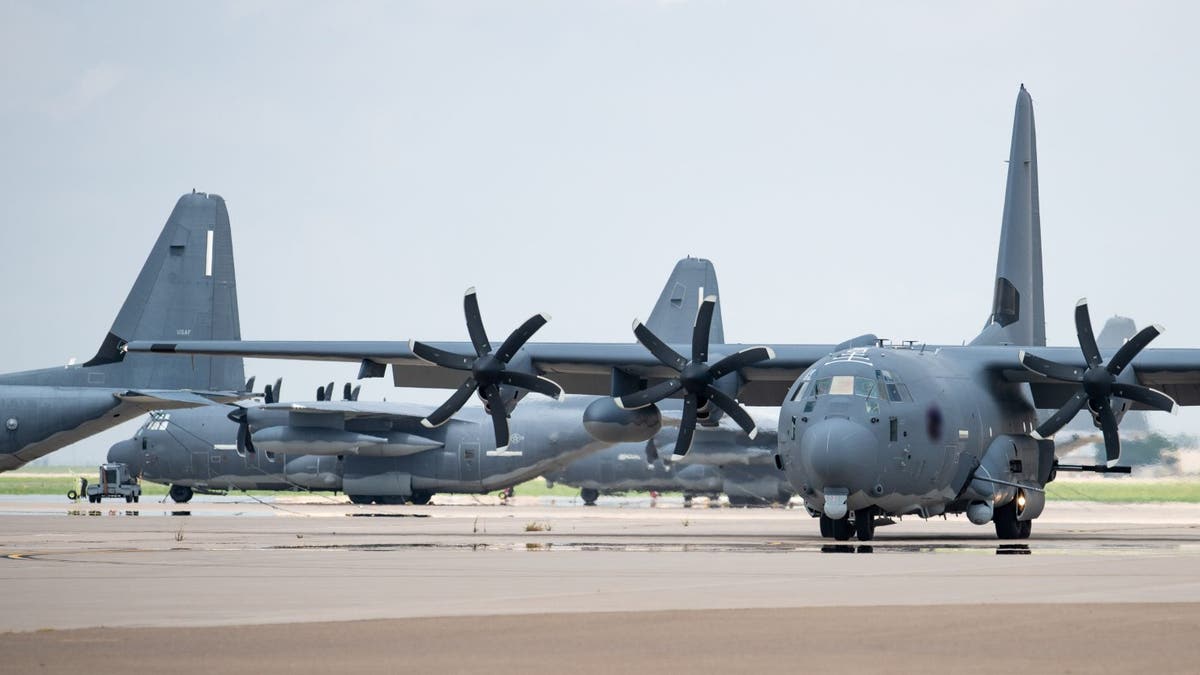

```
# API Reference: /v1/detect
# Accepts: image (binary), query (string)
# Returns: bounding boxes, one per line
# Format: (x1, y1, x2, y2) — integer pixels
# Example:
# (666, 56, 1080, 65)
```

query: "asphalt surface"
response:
(2, 497, 1199, 672)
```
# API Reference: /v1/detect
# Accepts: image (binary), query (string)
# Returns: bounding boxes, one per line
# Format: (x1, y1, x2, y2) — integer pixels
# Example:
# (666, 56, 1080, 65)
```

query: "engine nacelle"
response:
(582, 398, 661, 443)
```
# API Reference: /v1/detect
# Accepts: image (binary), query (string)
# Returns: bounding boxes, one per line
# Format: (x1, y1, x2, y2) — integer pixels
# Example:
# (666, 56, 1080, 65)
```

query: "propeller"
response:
(315, 381, 335, 401)
(1020, 298, 1177, 462)
(342, 383, 361, 401)
(410, 287, 563, 451)
(263, 378, 283, 404)
(228, 406, 254, 455)
(617, 295, 774, 460)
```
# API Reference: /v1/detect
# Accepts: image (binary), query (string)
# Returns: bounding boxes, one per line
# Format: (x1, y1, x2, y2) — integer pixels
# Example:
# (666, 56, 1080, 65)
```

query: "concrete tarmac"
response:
(2, 497, 1200, 672)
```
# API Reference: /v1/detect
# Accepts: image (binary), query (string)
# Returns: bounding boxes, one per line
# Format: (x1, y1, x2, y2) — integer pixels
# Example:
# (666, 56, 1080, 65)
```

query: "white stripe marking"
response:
(205, 230, 214, 277)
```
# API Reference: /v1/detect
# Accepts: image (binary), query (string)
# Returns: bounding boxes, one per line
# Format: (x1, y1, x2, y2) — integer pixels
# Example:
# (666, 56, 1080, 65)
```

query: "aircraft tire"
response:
(169, 485, 194, 504)
(831, 517, 853, 541)
(374, 495, 405, 505)
(819, 514, 834, 538)
(1018, 519, 1032, 539)
(347, 494, 372, 505)
(993, 500, 1022, 539)
(125, 495, 133, 503)
(580, 488, 599, 506)
(409, 491, 433, 505)
(854, 507, 877, 541)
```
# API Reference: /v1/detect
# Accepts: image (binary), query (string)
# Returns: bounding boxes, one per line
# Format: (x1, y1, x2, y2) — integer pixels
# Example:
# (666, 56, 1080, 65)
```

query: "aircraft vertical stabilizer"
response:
(971, 85, 1046, 347)
(646, 257, 724, 345)
(82, 192, 245, 390)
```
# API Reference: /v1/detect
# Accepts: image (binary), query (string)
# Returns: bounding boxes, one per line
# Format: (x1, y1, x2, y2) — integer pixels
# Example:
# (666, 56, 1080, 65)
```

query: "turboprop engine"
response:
(582, 397, 661, 443)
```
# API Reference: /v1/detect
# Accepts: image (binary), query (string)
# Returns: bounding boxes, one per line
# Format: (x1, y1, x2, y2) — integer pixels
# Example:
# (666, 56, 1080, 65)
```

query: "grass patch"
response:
(524, 521, 551, 532)
(1045, 480, 1200, 503)
(510, 479, 588, 498)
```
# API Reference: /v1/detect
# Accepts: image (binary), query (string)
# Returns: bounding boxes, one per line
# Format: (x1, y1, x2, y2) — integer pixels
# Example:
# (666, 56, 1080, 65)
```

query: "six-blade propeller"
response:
(1020, 299, 1177, 462)
(410, 287, 563, 451)
(616, 295, 773, 460)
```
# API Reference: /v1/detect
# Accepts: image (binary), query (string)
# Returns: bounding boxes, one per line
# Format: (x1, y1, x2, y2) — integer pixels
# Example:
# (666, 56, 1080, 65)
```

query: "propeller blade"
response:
(421, 377, 478, 428)
(672, 394, 699, 460)
(616, 378, 683, 410)
(692, 295, 717, 363)
(1075, 299, 1103, 368)
(482, 387, 510, 450)
(704, 385, 758, 438)
(315, 386, 325, 401)
(1019, 351, 1085, 383)
(497, 371, 563, 400)
(236, 422, 254, 455)
(1034, 390, 1089, 439)
(644, 438, 659, 464)
(244, 376, 256, 393)
(463, 287, 492, 357)
(1107, 324, 1164, 376)
(325, 382, 334, 401)
(410, 340, 475, 370)
(1110, 382, 1178, 414)
(1096, 399, 1121, 462)
(632, 320, 688, 372)
(708, 346, 776, 382)
(494, 313, 550, 364)
(264, 384, 275, 404)
(343, 383, 353, 401)
(351, 385, 361, 401)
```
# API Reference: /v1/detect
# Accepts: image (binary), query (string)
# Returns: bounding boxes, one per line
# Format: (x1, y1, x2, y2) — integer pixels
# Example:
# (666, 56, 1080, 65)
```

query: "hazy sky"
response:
(3, 1, 1198, 463)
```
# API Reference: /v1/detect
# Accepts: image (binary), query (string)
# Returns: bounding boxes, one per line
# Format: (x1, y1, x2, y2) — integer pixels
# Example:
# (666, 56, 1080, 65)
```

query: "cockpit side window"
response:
(876, 369, 912, 402)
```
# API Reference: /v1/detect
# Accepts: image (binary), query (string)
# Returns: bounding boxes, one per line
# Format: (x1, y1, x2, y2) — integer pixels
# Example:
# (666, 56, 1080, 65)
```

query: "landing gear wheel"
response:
(993, 500, 1024, 540)
(854, 507, 877, 541)
(133, 495, 139, 503)
(169, 485, 193, 504)
(831, 517, 853, 541)
(409, 491, 433, 506)
(125, 495, 133, 503)
(683, 494, 694, 509)
(819, 514, 834, 538)
(67, 490, 78, 500)
(348, 494, 372, 505)
(580, 488, 599, 506)
(374, 495, 405, 505)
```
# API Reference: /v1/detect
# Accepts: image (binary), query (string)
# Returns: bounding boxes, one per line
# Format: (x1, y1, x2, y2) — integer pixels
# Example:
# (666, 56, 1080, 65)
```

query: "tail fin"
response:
(971, 85, 1046, 347)
(85, 191, 245, 390)
(646, 257, 724, 344)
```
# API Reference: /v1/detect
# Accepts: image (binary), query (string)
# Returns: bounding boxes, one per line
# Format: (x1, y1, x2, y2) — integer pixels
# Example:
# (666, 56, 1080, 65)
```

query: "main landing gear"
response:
(169, 485, 193, 504)
(993, 500, 1032, 539)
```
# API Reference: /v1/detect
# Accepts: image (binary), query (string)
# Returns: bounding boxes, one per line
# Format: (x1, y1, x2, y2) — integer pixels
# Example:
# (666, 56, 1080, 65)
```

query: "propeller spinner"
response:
(1020, 299, 1177, 462)
(617, 295, 773, 460)
(410, 287, 563, 451)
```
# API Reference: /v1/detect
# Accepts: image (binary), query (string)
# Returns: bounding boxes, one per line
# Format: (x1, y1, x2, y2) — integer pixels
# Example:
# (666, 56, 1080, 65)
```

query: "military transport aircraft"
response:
(543, 425, 793, 507)
(127, 86, 1199, 541)
(0, 192, 245, 472)
(108, 385, 612, 504)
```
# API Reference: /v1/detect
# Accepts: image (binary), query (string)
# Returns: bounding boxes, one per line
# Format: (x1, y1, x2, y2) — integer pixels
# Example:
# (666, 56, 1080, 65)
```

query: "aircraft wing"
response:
(255, 400, 433, 421)
(975, 345, 1200, 408)
(117, 389, 245, 406)
(125, 340, 836, 406)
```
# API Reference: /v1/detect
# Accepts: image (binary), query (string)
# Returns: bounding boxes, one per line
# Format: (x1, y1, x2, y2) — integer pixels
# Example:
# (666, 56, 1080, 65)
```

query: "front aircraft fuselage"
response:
(777, 346, 1050, 518)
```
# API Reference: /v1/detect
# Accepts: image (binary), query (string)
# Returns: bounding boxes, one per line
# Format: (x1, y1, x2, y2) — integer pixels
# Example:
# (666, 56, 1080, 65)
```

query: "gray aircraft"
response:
(0, 192, 245, 472)
(544, 425, 792, 506)
(545, 257, 793, 506)
(128, 86, 1200, 541)
(108, 388, 612, 504)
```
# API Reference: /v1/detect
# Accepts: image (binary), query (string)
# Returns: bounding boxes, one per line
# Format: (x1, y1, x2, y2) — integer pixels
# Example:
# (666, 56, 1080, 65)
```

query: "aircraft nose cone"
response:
(798, 418, 878, 489)
(108, 439, 138, 467)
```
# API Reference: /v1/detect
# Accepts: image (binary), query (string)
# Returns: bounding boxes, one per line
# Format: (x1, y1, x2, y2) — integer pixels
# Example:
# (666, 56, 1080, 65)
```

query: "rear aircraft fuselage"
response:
(778, 345, 1071, 519)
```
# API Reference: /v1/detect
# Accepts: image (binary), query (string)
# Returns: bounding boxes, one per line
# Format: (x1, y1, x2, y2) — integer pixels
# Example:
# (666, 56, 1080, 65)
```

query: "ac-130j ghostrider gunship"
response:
(125, 87, 1199, 540)
(0, 192, 245, 472)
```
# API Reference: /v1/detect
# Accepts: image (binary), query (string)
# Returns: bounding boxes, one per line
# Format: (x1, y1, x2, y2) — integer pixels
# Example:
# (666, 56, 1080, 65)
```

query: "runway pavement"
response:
(2, 496, 1199, 672)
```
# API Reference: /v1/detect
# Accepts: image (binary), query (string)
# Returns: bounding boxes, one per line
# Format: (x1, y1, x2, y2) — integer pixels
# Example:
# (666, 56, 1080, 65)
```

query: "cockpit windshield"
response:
(792, 368, 910, 402)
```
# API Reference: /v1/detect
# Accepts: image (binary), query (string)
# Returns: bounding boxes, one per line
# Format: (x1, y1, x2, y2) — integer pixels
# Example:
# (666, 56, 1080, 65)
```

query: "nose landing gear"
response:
(819, 506, 879, 541)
